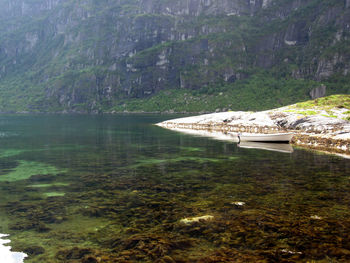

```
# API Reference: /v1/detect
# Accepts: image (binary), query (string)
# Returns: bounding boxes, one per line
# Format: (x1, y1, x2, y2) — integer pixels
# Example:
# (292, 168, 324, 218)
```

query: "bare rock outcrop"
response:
(157, 107, 350, 156)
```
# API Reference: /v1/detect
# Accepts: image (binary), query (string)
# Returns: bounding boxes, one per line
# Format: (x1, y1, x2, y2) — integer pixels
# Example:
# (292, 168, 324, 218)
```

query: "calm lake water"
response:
(0, 114, 350, 263)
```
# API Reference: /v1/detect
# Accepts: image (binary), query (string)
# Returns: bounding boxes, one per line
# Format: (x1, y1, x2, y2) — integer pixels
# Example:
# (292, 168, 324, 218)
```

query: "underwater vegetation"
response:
(0, 115, 350, 262)
(0, 160, 64, 182)
(1, 152, 350, 263)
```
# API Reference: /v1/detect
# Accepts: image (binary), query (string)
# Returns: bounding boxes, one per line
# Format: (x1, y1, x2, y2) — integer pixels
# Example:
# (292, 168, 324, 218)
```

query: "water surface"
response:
(0, 114, 350, 262)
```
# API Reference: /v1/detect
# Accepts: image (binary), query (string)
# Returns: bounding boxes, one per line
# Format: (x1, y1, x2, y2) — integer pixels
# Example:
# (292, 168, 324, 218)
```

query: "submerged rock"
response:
(180, 215, 214, 224)
(232, 201, 245, 206)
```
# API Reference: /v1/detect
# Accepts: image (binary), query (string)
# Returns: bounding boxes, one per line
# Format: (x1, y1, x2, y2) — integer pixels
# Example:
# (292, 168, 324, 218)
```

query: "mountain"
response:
(0, 0, 349, 113)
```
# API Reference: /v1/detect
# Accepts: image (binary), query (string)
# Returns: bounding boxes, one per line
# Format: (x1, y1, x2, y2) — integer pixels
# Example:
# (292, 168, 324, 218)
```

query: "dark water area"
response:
(0, 114, 350, 262)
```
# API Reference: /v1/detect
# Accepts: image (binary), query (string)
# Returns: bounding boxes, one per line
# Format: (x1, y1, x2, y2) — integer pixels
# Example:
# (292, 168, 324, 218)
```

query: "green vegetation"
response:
(284, 110, 318, 116)
(295, 95, 350, 110)
(110, 72, 320, 112)
(0, 161, 65, 182)
(0, 149, 25, 158)
(0, 0, 349, 113)
(43, 192, 66, 197)
(28, 183, 70, 188)
(284, 94, 350, 119)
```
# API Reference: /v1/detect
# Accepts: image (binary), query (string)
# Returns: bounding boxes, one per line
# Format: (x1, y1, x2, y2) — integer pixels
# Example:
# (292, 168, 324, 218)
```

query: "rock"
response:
(281, 249, 302, 255)
(310, 215, 323, 220)
(309, 85, 326, 99)
(231, 201, 245, 206)
(1, 0, 349, 113)
(180, 215, 214, 224)
(157, 96, 350, 157)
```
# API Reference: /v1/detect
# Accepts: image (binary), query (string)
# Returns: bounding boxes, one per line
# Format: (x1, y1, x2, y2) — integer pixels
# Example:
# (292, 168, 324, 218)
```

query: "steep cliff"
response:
(0, 0, 349, 113)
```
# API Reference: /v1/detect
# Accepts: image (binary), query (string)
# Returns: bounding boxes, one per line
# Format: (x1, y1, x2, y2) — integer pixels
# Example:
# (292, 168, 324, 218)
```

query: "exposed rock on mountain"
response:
(0, 0, 349, 112)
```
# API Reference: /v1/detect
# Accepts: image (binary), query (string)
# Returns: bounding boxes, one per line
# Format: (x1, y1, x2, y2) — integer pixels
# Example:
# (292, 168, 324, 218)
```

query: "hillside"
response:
(0, 0, 350, 113)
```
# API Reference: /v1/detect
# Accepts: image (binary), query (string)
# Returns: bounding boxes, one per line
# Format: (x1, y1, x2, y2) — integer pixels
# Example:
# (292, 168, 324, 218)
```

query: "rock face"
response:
(309, 85, 327, 100)
(0, 0, 349, 112)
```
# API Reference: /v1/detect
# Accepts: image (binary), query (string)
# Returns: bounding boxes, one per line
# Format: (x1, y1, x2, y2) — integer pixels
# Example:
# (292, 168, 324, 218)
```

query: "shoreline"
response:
(2, 107, 349, 157)
(156, 109, 350, 158)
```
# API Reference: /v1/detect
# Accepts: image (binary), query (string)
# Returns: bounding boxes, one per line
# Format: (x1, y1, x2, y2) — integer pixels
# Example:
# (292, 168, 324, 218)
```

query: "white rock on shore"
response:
(156, 106, 350, 156)
(157, 107, 350, 139)
(158, 111, 276, 127)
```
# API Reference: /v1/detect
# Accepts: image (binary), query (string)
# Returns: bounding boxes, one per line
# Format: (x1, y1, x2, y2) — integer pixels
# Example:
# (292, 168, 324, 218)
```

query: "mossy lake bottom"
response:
(0, 114, 350, 262)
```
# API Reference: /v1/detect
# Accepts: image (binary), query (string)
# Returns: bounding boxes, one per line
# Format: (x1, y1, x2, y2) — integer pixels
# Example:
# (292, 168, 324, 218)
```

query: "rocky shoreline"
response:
(156, 107, 350, 157)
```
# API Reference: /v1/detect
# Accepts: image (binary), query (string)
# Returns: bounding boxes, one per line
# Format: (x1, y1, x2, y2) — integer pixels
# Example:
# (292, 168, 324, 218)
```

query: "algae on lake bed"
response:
(27, 183, 70, 188)
(0, 115, 350, 263)
(43, 192, 65, 197)
(5, 152, 350, 263)
(0, 149, 25, 159)
(0, 161, 65, 182)
(130, 155, 239, 168)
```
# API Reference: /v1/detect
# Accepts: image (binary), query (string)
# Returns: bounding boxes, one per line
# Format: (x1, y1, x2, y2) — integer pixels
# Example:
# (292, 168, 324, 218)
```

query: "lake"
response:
(0, 114, 350, 262)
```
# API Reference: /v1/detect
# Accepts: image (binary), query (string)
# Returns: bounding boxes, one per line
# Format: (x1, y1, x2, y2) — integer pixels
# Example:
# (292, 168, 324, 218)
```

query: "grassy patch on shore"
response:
(295, 95, 350, 110)
(285, 95, 350, 120)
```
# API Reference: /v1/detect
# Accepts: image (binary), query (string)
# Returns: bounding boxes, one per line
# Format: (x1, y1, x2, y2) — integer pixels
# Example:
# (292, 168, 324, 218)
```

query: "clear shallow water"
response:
(0, 114, 350, 262)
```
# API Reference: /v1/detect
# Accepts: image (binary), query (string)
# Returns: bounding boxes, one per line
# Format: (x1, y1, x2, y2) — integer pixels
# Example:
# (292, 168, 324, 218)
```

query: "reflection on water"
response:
(165, 127, 240, 141)
(0, 234, 27, 263)
(0, 115, 349, 262)
(238, 141, 294, 153)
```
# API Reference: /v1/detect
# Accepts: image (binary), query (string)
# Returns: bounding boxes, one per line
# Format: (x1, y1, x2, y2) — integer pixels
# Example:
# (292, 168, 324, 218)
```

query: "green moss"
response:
(130, 156, 239, 168)
(28, 183, 70, 188)
(289, 110, 318, 116)
(0, 161, 65, 182)
(43, 192, 65, 197)
(178, 147, 204, 152)
(0, 149, 25, 158)
(295, 95, 350, 110)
